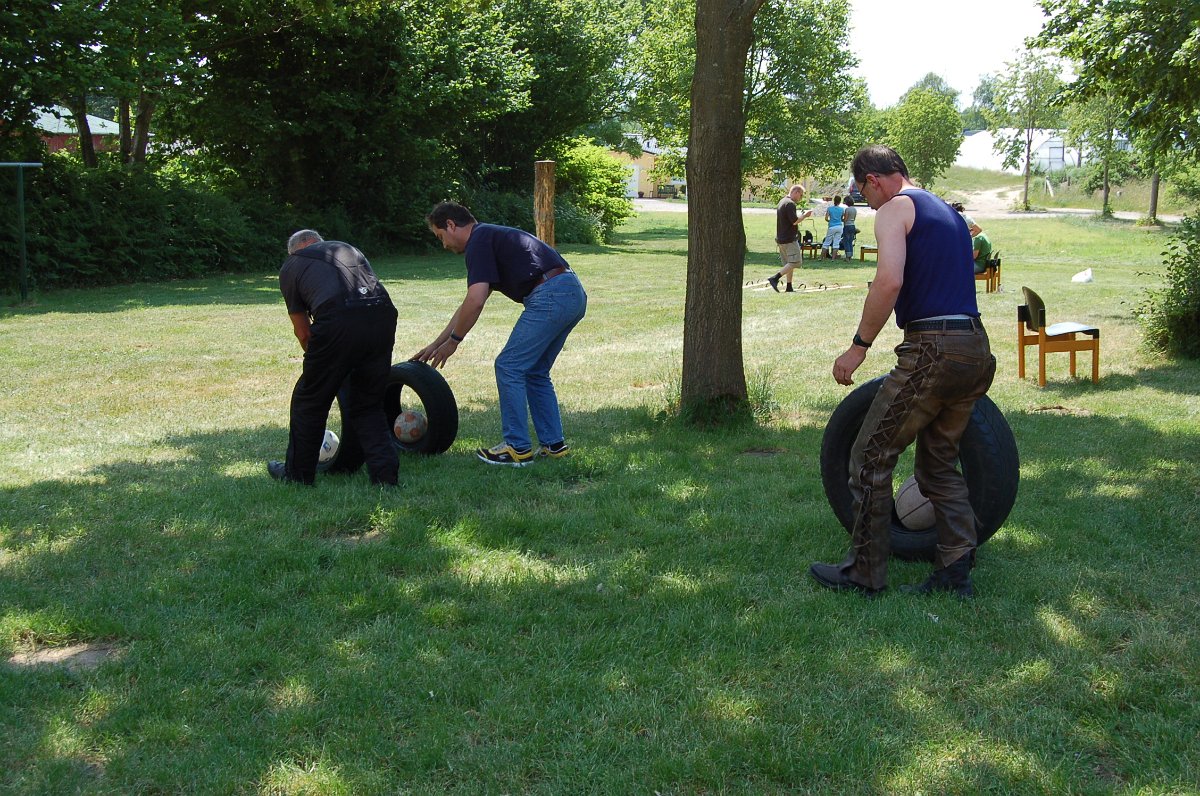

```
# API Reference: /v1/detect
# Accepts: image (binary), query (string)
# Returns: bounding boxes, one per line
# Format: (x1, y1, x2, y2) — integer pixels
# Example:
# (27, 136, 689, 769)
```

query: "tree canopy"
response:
(985, 50, 1066, 210)
(629, 0, 864, 183)
(900, 73, 959, 108)
(884, 87, 962, 190)
(1037, 0, 1200, 155)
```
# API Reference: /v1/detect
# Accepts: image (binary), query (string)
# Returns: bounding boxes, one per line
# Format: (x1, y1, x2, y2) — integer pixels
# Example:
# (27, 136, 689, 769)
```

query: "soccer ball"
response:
(319, 429, 340, 463)
(894, 475, 935, 530)
(393, 409, 428, 443)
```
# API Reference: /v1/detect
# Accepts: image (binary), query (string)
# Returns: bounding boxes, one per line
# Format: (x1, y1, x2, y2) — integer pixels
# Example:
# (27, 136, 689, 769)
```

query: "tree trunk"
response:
(1021, 126, 1033, 210)
(131, 91, 156, 164)
(1148, 171, 1160, 224)
(119, 98, 132, 163)
(66, 96, 98, 168)
(1101, 161, 1111, 216)
(681, 0, 764, 422)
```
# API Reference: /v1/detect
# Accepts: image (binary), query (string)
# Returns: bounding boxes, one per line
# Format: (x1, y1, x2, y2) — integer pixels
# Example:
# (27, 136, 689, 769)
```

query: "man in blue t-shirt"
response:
(810, 146, 996, 599)
(415, 202, 587, 467)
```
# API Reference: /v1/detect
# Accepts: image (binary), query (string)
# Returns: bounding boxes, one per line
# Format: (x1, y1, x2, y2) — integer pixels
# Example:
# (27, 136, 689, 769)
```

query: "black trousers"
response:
(285, 302, 399, 485)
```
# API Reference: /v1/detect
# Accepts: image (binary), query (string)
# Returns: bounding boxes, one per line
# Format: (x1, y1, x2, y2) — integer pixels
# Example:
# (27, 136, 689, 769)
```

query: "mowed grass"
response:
(1, 210, 1198, 793)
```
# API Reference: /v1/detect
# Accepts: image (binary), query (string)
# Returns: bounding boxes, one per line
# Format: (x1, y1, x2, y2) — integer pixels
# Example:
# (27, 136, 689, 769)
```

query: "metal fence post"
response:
(2, 162, 44, 302)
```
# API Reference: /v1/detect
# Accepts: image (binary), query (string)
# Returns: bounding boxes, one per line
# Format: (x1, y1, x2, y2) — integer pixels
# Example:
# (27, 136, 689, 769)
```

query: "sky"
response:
(845, 0, 1052, 108)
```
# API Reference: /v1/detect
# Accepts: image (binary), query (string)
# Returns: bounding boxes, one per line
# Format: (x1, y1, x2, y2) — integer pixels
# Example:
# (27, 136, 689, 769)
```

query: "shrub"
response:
(0, 155, 289, 293)
(552, 139, 635, 241)
(1137, 216, 1200, 358)
(463, 190, 602, 245)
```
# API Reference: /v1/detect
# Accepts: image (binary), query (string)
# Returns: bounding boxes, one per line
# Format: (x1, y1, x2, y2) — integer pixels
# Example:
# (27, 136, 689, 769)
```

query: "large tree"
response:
(900, 72, 960, 107)
(466, 0, 637, 189)
(1037, 0, 1200, 154)
(884, 87, 963, 190)
(681, 0, 767, 418)
(1062, 91, 1131, 217)
(986, 50, 1066, 210)
(99, 0, 194, 165)
(1037, 0, 1200, 224)
(158, 0, 536, 231)
(630, 0, 862, 183)
(960, 74, 998, 131)
(155, 0, 630, 234)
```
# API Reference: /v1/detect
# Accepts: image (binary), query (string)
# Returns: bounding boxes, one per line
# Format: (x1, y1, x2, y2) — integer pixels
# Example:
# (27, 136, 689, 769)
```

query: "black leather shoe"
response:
(809, 562, 884, 598)
(900, 558, 974, 598)
(767, 275, 781, 292)
(267, 460, 314, 485)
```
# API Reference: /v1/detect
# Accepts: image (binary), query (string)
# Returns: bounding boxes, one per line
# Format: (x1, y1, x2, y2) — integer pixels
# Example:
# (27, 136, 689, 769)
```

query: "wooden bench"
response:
(859, 246, 878, 261)
(802, 243, 821, 260)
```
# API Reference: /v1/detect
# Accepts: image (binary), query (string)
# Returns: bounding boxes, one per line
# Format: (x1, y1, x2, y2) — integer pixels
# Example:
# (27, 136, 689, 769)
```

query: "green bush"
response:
(463, 190, 602, 245)
(0, 155, 289, 292)
(1137, 215, 1200, 358)
(552, 139, 635, 241)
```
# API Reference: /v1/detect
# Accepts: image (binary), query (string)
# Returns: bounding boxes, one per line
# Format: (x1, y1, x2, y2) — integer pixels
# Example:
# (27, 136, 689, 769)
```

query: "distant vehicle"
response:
(846, 179, 865, 204)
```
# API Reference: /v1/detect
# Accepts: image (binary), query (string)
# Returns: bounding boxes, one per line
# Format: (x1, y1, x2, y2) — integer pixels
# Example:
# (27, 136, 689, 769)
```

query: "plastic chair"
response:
(1017, 286, 1100, 387)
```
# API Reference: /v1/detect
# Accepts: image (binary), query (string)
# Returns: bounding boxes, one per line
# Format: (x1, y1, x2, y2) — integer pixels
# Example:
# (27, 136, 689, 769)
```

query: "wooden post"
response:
(534, 160, 555, 247)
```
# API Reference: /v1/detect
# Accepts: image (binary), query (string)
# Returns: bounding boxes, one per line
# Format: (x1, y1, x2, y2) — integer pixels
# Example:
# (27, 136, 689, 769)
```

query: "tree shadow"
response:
(1, 397, 1196, 791)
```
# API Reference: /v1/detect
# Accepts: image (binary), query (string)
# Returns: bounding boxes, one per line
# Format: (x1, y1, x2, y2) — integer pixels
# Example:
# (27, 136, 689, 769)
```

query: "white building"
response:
(954, 128, 1129, 174)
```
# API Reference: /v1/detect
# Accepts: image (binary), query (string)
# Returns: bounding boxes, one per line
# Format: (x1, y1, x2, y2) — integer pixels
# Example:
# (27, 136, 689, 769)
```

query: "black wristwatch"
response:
(853, 332, 872, 349)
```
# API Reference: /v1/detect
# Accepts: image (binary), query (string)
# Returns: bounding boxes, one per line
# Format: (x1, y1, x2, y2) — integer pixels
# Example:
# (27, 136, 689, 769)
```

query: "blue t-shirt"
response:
(465, 223, 570, 303)
(826, 205, 845, 227)
(893, 189, 978, 328)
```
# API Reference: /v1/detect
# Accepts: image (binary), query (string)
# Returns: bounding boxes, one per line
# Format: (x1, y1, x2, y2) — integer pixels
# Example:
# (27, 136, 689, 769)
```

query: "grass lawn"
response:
(2, 210, 1198, 793)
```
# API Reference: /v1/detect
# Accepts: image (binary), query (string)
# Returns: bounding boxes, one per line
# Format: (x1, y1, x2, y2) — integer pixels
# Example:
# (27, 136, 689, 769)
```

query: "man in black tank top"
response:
(269, 229, 399, 486)
(810, 146, 996, 598)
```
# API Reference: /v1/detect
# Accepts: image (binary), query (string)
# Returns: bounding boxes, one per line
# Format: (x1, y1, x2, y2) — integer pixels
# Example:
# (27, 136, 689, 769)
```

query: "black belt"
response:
(540, 266, 569, 283)
(906, 317, 981, 333)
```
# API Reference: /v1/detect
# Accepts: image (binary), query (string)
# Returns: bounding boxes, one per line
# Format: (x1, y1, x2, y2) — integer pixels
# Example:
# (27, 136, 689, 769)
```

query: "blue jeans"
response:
(495, 272, 587, 450)
(841, 224, 857, 259)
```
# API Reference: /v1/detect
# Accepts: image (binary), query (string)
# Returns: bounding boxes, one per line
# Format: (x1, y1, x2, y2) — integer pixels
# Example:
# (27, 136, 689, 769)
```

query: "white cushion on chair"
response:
(1045, 321, 1098, 336)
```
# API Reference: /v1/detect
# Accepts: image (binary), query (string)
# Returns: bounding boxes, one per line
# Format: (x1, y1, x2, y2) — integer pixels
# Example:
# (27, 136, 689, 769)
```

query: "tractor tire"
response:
(384, 361, 458, 455)
(819, 375, 1019, 560)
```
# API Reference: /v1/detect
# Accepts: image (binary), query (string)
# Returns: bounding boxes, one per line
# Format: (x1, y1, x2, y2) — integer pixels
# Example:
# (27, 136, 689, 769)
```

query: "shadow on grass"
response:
(1, 397, 1197, 791)
(0, 254, 470, 318)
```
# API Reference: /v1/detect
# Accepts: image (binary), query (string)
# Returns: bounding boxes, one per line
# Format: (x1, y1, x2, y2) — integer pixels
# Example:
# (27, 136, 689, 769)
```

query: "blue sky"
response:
(845, 0, 1053, 108)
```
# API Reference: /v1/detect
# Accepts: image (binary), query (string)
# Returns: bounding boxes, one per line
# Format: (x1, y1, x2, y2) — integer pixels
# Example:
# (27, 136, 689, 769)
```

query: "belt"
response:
(539, 266, 569, 283)
(906, 317, 981, 333)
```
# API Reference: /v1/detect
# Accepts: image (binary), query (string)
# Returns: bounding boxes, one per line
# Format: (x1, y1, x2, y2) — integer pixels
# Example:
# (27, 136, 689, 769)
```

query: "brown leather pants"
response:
(840, 325, 996, 590)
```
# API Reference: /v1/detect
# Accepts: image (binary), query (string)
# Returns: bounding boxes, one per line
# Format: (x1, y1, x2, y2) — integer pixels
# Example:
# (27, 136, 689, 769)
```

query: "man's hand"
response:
(833, 345, 868, 386)
(412, 339, 458, 368)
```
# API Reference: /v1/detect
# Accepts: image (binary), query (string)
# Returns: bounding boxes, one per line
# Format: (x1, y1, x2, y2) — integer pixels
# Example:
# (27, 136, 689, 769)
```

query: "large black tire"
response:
(384, 361, 458, 455)
(819, 376, 1019, 560)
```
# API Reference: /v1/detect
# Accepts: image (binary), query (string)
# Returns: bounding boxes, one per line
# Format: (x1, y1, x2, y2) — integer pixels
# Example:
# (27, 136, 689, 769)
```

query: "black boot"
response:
(901, 557, 974, 598)
(809, 562, 885, 598)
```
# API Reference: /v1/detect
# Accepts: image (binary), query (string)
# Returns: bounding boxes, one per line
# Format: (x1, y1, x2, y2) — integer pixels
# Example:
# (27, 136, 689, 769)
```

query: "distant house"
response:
(955, 129, 1081, 173)
(954, 128, 1131, 174)
(612, 134, 686, 198)
(34, 107, 120, 154)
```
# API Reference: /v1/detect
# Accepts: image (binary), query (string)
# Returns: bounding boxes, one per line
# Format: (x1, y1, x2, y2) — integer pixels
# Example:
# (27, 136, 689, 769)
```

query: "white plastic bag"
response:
(1071, 268, 1094, 283)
